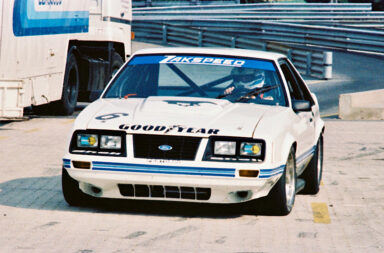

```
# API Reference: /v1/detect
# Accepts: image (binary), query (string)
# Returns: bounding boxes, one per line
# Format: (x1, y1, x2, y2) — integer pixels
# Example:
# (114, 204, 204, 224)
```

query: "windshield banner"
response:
(129, 55, 276, 71)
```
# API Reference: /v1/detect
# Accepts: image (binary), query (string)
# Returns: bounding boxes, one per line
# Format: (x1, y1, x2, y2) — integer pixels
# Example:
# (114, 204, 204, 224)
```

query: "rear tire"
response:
(301, 136, 324, 194)
(62, 168, 90, 206)
(55, 52, 79, 115)
(109, 52, 124, 79)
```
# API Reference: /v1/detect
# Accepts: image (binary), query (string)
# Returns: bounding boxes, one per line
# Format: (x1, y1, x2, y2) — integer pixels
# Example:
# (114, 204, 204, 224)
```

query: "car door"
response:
(279, 59, 316, 174)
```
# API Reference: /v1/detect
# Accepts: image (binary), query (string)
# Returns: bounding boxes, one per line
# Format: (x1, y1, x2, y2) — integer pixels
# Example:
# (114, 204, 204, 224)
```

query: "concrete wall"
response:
(339, 89, 384, 120)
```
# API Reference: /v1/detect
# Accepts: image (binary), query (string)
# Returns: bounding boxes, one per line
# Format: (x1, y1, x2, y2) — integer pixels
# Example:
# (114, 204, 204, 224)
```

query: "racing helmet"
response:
(231, 67, 265, 89)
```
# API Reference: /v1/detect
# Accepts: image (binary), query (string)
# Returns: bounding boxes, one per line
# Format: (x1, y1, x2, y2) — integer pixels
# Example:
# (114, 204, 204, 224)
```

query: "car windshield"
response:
(103, 54, 287, 106)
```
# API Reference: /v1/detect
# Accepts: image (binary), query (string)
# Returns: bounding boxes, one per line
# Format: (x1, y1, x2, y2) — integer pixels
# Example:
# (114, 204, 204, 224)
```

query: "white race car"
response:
(62, 47, 324, 215)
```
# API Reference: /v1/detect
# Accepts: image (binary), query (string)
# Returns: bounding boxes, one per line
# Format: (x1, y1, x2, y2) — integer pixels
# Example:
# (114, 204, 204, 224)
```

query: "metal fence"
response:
(134, 12, 384, 26)
(133, 3, 372, 11)
(172, 20, 384, 52)
(132, 3, 384, 80)
(133, 0, 240, 8)
(133, 21, 333, 79)
(133, 3, 384, 54)
(133, 3, 384, 27)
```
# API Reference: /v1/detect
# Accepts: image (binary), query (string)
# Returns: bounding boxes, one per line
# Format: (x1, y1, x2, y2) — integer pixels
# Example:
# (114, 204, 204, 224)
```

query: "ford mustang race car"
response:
(62, 47, 324, 215)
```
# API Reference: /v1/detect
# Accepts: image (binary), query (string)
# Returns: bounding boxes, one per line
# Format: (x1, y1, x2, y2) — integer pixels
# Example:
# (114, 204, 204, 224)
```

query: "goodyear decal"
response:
(119, 124, 220, 135)
(13, 0, 89, 36)
(128, 55, 276, 71)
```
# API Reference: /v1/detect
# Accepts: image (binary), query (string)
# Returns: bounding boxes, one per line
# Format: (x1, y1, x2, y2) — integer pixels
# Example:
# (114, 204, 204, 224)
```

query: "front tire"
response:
(259, 146, 297, 216)
(62, 168, 90, 206)
(301, 135, 324, 194)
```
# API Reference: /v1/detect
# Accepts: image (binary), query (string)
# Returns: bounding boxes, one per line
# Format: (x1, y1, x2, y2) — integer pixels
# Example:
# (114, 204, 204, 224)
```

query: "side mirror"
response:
(292, 100, 311, 112)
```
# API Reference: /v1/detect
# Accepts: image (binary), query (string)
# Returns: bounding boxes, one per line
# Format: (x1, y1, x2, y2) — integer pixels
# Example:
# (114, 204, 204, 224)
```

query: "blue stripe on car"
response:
(63, 159, 71, 168)
(92, 161, 236, 177)
(258, 145, 317, 179)
(297, 145, 317, 164)
(63, 159, 285, 178)
(63, 145, 315, 180)
(259, 165, 285, 179)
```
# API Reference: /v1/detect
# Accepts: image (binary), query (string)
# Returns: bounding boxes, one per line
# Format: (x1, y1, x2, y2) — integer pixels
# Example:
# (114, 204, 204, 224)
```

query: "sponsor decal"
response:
(128, 55, 276, 71)
(95, 113, 129, 121)
(119, 124, 220, 135)
(38, 0, 62, 5)
(146, 159, 182, 164)
(164, 100, 216, 107)
(160, 55, 245, 67)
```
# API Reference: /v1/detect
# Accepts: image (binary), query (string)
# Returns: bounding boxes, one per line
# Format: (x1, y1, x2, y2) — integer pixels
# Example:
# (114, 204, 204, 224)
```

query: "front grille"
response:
(118, 184, 211, 200)
(133, 134, 202, 160)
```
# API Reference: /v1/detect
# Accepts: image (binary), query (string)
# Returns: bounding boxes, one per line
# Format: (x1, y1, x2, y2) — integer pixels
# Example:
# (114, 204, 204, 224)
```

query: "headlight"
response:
(214, 141, 237, 156)
(77, 134, 98, 148)
(71, 130, 126, 157)
(205, 137, 265, 162)
(240, 142, 263, 157)
(100, 135, 122, 150)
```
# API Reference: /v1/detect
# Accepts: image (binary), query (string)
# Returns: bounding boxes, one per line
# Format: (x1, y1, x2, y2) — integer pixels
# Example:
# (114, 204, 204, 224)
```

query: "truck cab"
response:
(0, 0, 132, 119)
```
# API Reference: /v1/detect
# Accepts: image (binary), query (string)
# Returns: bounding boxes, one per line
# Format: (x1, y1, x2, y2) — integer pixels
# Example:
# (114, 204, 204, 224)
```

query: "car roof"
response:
(132, 47, 286, 61)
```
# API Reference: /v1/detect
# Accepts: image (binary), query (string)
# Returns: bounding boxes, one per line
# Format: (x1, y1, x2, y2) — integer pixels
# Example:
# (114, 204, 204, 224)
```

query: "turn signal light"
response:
(239, 170, 259, 178)
(72, 161, 91, 170)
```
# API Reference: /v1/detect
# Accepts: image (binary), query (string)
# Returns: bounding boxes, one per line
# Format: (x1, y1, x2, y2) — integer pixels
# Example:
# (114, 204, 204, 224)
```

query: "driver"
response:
(223, 67, 273, 101)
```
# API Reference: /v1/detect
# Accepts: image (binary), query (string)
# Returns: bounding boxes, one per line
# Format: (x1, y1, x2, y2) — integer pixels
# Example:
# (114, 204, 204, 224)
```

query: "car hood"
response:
(77, 96, 276, 138)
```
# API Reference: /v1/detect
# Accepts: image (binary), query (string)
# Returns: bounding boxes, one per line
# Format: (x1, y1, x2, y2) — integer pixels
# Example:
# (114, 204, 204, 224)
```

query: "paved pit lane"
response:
(0, 118, 383, 252)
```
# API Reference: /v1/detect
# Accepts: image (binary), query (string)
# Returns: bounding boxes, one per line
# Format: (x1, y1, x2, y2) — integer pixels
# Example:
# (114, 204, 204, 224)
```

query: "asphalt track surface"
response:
(0, 118, 383, 252)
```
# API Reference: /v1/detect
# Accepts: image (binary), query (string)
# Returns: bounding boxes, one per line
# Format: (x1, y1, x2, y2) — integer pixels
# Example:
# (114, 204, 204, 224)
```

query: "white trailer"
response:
(0, 0, 132, 118)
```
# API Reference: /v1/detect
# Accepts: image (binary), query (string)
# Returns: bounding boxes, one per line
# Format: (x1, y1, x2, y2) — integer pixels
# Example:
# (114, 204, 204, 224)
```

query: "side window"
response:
(286, 60, 314, 104)
(279, 61, 304, 101)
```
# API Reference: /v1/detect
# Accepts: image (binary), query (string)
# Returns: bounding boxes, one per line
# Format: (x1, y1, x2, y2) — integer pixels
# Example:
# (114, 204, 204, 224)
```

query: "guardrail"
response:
(134, 11, 384, 24)
(133, 18, 384, 52)
(133, 3, 384, 26)
(134, 3, 372, 11)
(133, 0, 240, 8)
(182, 20, 384, 52)
(133, 21, 333, 79)
(132, 3, 384, 79)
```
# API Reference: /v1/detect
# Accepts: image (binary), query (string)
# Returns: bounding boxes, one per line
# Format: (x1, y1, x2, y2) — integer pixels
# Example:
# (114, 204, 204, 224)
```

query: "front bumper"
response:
(63, 158, 284, 204)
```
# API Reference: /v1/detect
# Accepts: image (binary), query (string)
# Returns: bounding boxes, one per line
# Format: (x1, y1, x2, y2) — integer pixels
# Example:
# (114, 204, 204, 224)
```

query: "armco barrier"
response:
(135, 19, 384, 53)
(133, 11, 384, 24)
(133, 21, 333, 79)
(133, 0, 240, 8)
(133, 3, 372, 11)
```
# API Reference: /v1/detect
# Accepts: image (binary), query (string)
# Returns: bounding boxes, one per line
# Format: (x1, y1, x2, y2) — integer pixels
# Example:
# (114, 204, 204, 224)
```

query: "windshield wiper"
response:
(235, 85, 279, 102)
(216, 92, 232, 99)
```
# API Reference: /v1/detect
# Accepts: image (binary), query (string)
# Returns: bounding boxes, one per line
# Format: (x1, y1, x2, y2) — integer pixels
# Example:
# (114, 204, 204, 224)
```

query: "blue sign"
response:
(13, 0, 89, 36)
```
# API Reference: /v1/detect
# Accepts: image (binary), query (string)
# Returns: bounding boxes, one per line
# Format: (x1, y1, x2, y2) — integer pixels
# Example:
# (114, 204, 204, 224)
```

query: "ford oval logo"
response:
(158, 145, 173, 151)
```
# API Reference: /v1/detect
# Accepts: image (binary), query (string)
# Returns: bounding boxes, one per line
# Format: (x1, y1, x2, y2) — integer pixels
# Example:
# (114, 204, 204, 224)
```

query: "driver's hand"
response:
(224, 86, 235, 95)
(260, 93, 274, 101)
